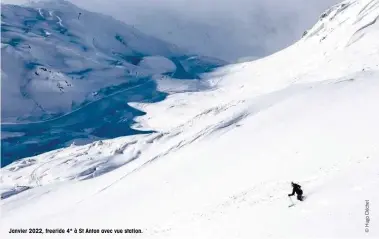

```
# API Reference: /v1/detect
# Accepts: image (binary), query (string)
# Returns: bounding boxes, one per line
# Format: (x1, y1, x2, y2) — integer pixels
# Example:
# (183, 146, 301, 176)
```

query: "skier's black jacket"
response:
(289, 183, 303, 196)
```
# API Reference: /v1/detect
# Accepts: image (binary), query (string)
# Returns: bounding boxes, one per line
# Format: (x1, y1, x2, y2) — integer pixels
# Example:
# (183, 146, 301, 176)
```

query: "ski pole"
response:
(288, 195, 294, 204)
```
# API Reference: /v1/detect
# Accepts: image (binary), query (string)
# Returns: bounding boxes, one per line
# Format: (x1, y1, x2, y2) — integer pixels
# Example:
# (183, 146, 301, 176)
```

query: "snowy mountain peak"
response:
(302, 0, 379, 45)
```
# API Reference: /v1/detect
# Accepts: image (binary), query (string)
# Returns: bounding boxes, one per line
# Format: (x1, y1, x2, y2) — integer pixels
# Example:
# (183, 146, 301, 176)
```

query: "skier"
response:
(288, 182, 303, 201)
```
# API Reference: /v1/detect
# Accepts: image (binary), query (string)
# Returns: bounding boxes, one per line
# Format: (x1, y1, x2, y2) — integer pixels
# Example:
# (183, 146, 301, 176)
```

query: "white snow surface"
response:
(138, 56, 177, 75)
(1, 0, 379, 238)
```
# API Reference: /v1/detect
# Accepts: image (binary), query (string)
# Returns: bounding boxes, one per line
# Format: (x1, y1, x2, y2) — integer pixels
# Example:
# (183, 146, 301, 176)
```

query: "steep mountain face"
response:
(69, 0, 341, 62)
(1, 0, 379, 238)
(1, 1, 225, 165)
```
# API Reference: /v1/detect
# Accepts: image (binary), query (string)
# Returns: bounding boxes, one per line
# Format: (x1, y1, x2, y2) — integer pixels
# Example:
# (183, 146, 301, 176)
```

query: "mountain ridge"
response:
(1, 0, 226, 165)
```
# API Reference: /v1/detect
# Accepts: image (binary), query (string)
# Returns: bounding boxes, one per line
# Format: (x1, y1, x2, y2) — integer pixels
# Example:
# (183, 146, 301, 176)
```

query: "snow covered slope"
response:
(1, 0, 225, 165)
(1, 0, 379, 238)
